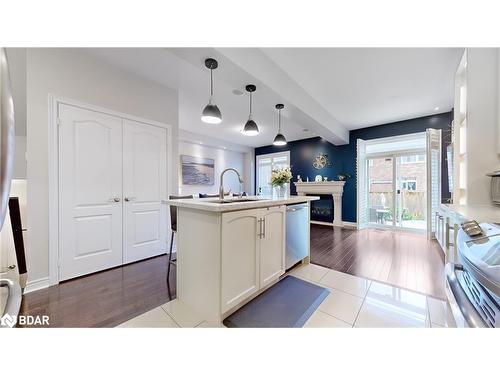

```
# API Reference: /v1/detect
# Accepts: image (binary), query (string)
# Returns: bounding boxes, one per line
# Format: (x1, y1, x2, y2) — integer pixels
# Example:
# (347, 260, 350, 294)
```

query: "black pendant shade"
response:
(273, 132, 287, 146)
(201, 58, 222, 124)
(273, 103, 287, 146)
(201, 102, 222, 124)
(242, 84, 259, 136)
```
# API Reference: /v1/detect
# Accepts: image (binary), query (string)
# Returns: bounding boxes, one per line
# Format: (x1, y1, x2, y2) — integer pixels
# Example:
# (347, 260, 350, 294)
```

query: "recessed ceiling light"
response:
(199, 142, 203, 145)
(434, 106, 440, 111)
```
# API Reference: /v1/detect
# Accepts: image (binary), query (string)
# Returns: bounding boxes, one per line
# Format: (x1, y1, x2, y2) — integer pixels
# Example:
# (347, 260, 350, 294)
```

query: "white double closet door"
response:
(58, 104, 168, 281)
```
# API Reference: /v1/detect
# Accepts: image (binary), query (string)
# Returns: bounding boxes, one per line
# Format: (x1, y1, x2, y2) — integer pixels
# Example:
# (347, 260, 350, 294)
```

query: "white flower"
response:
(270, 166, 293, 186)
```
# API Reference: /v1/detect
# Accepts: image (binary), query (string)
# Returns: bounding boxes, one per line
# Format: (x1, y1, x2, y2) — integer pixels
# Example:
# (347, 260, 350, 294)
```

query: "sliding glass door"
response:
(366, 153, 426, 231)
(367, 157, 394, 227)
(357, 130, 440, 236)
(395, 154, 427, 230)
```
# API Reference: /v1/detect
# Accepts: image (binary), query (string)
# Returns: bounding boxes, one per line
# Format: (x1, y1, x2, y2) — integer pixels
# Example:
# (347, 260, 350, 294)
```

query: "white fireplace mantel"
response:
(294, 181, 346, 227)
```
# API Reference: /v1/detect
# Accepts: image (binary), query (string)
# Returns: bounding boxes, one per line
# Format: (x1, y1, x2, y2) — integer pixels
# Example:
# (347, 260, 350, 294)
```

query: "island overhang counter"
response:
(165, 195, 319, 324)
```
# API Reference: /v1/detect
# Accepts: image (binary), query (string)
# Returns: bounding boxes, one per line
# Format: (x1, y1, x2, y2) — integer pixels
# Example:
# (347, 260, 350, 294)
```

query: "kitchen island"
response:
(166, 195, 319, 324)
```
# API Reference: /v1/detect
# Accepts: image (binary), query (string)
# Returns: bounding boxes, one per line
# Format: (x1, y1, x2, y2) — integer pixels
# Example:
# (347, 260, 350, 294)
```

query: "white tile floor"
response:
(118, 264, 457, 328)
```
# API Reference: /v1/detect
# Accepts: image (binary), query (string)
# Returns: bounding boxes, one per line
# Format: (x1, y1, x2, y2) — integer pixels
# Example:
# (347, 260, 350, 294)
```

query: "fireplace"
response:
(309, 194, 334, 222)
(294, 181, 345, 227)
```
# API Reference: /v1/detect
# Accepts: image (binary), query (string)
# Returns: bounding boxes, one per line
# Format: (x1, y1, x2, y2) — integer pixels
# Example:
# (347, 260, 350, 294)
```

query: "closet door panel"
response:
(58, 104, 123, 281)
(122, 119, 167, 263)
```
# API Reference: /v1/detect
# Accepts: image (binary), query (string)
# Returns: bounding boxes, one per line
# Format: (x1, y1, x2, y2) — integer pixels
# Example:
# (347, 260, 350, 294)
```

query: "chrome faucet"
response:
(219, 168, 244, 199)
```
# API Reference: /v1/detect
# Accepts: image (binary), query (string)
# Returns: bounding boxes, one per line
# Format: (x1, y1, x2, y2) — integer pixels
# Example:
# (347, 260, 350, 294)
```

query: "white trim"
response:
(363, 131, 427, 145)
(48, 95, 173, 286)
(367, 223, 426, 234)
(309, 220, 357, 228)
(24, 277, 50, 294)
(342, 221, 358, 227)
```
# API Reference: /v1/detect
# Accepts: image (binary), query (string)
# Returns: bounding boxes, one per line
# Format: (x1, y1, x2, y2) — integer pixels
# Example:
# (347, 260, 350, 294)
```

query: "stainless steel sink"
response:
(206, 198, 269, 204)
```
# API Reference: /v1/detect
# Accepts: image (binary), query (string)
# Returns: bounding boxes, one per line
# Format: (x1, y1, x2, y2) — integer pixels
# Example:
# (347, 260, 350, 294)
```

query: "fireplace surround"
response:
(294, 181, 345, 226)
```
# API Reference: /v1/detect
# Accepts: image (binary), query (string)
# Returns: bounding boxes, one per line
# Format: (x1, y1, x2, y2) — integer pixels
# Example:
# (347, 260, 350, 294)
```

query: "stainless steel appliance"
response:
(285, 203, 309, 269)
(446, 223, 500, 328)
(1, 47, 19, 327)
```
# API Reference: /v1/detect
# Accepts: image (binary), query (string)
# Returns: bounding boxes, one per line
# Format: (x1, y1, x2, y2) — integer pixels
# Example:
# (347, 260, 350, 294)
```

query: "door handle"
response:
(258, 218, 263, 239)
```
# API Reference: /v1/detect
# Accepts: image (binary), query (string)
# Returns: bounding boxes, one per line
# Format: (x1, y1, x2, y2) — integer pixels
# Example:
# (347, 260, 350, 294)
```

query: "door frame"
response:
(48, 95, 173, 286)
(255, 150, 291, 196)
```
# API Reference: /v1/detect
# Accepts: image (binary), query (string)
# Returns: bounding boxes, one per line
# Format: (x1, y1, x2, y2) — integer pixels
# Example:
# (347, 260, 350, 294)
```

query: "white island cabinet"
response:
(168, 196, 318, 324)
(222, 205, 285, 312)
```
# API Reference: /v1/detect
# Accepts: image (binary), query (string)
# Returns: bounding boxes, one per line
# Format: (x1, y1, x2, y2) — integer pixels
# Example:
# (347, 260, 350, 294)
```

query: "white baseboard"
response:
(25, 277, 50, 294)
(342, 221, 358, 228)
(310, 220, 358, 228)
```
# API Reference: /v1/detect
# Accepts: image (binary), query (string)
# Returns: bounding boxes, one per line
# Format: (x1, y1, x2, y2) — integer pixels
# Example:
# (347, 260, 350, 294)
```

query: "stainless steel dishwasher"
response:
(285, 203, 309, 269)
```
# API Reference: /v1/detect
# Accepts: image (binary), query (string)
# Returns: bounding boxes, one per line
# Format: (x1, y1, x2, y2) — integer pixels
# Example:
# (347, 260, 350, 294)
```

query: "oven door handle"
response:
(445, 263, 487, 328)
(0, 278, 22, 328)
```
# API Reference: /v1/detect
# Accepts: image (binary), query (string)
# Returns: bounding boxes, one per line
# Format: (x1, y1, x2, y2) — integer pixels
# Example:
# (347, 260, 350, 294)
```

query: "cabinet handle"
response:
(124, 197, 136, 202)
(258, 218, 263, 239)
(262, 218, 266, 239)
(109, 197, 120, 203)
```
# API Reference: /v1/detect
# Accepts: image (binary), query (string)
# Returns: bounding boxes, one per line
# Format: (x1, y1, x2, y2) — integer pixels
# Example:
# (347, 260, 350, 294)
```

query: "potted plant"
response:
(337, 172, 351, 181)
(270, 166, 292, 198)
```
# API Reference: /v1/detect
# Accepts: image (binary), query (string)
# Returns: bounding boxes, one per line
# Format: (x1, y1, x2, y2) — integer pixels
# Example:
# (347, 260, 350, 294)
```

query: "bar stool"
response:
(167, 194, 193, 281)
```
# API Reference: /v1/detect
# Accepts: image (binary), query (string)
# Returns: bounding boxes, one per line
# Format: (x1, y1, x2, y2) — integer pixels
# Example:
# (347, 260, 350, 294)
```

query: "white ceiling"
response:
(261, 48, 463, 129)
(86, 48, 463, 147)
(87, 48, 318, 149)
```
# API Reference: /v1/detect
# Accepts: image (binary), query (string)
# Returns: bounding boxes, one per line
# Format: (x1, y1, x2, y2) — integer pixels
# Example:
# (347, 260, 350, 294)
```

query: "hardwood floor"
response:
(19, 225, 445, 327)
(310, 224, 446, 300)
(19, 255, 176, 327)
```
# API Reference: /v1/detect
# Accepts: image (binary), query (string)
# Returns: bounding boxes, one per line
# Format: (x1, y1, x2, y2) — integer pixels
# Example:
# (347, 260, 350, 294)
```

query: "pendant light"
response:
(201, 58, 222, 124)
(273, 104, 287, 146)
(242, 84, 259, 136)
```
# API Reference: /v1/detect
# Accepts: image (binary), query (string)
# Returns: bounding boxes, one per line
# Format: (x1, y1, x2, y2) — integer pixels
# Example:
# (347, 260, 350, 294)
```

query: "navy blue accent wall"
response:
(255, 112, 453, 223)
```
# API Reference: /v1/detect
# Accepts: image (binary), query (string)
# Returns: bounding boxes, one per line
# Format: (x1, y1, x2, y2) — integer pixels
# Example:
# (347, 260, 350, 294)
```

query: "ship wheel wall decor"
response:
(312, 153, 332, 170)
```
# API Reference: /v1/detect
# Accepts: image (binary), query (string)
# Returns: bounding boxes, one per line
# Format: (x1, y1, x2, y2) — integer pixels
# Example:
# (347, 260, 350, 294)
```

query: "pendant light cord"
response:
(249, 91, 252, 117)
(278, 108, 282, 132)
(210, 68, 214, 97)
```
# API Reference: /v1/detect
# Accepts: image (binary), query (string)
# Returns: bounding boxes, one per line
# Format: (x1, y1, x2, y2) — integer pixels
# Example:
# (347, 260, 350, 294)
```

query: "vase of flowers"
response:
(270, 166, 292, 198)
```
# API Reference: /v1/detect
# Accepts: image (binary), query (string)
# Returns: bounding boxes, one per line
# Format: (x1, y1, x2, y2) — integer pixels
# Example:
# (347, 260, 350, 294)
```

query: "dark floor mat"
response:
(223, 276, 329, 328)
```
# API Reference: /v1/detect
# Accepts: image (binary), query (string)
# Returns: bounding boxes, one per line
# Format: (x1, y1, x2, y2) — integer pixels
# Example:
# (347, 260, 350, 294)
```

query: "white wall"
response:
(178, 141, 246, 196)
(26, 48, 179, 285)
(13, 136, 26, 179)
(467, 48, 500, 204)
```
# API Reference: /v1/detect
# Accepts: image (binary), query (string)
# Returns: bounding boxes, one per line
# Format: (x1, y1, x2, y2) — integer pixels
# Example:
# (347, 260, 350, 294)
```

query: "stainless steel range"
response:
(446, 223, 500, 328)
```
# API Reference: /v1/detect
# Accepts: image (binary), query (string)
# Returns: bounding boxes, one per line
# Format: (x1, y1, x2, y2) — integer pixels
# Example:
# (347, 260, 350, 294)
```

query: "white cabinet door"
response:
(260, 206, 285, 288)
(221, 208, 261, 313)
(59, 104, 123, 281)
(122, 119, 167, 263)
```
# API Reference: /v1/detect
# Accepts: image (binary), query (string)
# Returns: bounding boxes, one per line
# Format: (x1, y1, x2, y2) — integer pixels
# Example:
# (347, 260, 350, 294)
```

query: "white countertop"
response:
(442, 203, 500, 223)
(166, 195, 319, 212)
